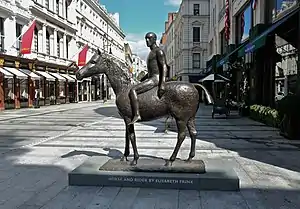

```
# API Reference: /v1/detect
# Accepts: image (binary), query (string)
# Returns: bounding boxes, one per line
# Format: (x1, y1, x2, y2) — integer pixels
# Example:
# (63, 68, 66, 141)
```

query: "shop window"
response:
(272, 0, 297, 20)
(20, 80, 28, 107)
(4, 79, 14, 108)
(59, 82, 65, 98)
(236, 4, 251, 44)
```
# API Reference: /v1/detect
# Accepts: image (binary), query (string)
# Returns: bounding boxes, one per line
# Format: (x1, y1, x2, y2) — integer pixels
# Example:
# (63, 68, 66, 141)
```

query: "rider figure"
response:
(128, 32, 168, 125)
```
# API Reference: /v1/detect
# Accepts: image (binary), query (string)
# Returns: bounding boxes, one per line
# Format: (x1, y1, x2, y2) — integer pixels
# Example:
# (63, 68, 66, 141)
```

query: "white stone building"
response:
(172, 0, 210, 82)
(132, 54, 147, 82)
(163, 12, 176, 79)
(0, 0, 125, 104)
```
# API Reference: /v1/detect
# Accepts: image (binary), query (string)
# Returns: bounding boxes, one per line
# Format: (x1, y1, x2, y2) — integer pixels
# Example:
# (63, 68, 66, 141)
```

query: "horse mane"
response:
(103, 53, 133, 84)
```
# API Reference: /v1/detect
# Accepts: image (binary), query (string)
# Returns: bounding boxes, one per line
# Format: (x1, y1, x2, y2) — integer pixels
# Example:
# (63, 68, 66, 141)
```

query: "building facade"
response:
(170, 0, 210, 82)
(208, 0, 299, 106)
(163, 12, 176, 79)
(132, 54, 147, 82)
(0, 0, 125, 110)
(124, 43, 134, 80)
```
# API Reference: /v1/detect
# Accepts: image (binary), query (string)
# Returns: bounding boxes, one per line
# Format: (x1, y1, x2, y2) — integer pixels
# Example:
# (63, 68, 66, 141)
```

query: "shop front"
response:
(35, 70, 56, 106)
(0, 67, 14, 110)
(48, 72, 67, 105)
(60, 73, 77, 103)
(4, 67, 29, 109)
(237, 4, 300, 106)
(19, 68, 41, 108)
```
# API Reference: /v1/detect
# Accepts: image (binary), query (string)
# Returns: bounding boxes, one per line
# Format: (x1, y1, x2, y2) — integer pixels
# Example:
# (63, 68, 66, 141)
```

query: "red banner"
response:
(78, 44, 88, 66)
(20, 20, 36, 54)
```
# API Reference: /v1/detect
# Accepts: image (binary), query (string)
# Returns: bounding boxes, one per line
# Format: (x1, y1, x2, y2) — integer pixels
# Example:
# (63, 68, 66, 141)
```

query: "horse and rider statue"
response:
(75, 32, 213, 166)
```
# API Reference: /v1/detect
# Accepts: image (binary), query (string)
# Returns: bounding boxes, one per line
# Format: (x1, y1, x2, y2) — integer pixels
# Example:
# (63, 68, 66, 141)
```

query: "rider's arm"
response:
(156, 50, 167, 88)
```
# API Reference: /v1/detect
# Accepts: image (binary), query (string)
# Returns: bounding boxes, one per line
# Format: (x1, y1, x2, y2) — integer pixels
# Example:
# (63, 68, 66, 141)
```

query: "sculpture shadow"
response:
(61, 147, 168, 161)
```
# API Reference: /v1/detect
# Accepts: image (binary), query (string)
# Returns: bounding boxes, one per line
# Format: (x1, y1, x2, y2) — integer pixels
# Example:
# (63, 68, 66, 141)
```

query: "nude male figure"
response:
(128, 32, 168, 125)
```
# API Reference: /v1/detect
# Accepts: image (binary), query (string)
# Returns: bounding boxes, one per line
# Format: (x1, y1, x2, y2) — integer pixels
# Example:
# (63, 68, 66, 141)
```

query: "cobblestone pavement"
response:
(0, 102, 299, 209)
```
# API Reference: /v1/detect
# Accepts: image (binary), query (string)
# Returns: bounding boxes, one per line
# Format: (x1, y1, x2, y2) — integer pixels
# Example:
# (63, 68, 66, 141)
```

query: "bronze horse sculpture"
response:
(76, 49, 213, 166)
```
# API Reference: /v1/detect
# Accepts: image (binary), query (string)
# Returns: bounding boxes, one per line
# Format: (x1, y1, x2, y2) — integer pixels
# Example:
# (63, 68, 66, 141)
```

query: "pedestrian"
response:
(34, 88, 40, 108)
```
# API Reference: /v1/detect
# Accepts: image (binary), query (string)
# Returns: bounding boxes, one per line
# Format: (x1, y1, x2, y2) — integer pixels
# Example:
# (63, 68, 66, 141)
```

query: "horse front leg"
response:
(121, 124, 130, 162)
(128, 124, 139, 165)
(165, 119, 187, 166)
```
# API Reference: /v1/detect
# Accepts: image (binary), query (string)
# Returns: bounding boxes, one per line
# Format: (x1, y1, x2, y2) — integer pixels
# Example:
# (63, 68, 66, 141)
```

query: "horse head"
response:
(75, 48, 108, 80)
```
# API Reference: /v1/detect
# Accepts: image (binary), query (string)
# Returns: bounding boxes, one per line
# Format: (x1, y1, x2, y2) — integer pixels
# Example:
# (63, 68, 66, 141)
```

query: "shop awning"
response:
(199, 73, 230, 83)
(19, 69, 40, 80)
(0, 67, 13, 78)
(216, 40, 249, 68)
(69, 74, 91, 82)
(36, 70, 56, 81)
(60, 73, 75, 82)
(238, 7, 300, 57)
(4, 67, 28, 79)
(48, 72, 66, 82)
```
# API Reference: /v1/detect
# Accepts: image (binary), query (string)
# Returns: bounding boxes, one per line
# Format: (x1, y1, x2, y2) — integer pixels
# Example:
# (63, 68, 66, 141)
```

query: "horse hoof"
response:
(130, 160, 137, 166)
(120, 156, 129, 162)
(164, 160, 173, 167)
(185, 158, 192, 163)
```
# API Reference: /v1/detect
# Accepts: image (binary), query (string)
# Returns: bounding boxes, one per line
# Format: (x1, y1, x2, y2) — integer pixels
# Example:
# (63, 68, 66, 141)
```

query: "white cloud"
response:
(164, 0, 181, 7)
(125, 32, 162, 61)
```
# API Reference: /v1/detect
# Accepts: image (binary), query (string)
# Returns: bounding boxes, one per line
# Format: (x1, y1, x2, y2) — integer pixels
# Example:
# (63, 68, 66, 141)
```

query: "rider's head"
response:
(145, 32, 157, 47)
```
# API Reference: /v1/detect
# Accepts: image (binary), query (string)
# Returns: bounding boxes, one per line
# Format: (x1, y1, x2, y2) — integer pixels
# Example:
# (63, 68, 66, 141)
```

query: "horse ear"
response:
(97, 48, 101, 55)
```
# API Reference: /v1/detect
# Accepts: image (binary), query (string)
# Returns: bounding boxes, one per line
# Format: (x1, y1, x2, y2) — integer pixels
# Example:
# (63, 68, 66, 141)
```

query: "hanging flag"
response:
(240, 11, 245, 40)
(78, 44, 88, 66)
(252, 0, 257, 10)
(224, 0, 230, 41)
(20, 20, 36, 54)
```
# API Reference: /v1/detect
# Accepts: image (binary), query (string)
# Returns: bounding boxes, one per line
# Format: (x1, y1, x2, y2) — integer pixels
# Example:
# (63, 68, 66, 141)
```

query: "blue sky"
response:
(100, 0, 181, 60)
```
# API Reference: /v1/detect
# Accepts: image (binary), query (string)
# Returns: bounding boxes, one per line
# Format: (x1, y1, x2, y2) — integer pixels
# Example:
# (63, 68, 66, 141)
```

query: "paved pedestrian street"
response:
(0, 102, 299, 209)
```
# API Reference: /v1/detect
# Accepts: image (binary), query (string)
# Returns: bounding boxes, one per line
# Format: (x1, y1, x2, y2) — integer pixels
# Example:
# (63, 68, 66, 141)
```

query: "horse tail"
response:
(193, 83, 214, 105)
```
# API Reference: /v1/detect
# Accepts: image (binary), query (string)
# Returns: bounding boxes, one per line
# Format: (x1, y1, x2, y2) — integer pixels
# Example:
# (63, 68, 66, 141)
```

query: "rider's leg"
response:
(128, 79, 156, 125)
(129, 87, 141, 124)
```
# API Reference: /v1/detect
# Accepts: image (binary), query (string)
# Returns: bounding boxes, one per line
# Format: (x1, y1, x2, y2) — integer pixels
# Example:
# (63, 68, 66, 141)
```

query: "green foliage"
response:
(249, 104, 280, 128)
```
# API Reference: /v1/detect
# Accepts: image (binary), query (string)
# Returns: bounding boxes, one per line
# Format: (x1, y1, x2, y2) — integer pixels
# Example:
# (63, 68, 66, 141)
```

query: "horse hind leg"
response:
(165, 119, 187, 166)
(186, 117, 197, 162)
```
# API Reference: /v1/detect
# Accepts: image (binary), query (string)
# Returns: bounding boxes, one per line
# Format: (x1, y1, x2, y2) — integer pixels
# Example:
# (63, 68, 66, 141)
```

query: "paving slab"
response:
(0, 103, 297, 208)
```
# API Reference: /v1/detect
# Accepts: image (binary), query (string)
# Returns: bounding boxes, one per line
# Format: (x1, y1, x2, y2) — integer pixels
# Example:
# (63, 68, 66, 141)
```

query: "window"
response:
(193, 53, 200, 68)
(16, 23, 22, 51)
(0, 18, 4, 51)
(273, 0, 297, 20)
(193, 27, 200, 42)
(57, 34, 60, 57)
(34, 28, 38, 52)
(194, 4, 199, 15)
(56, 0, 59, 14)
(236, 5, 251, 44)
(46, 31, 50, 55)
(45, 0, 49, 9)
